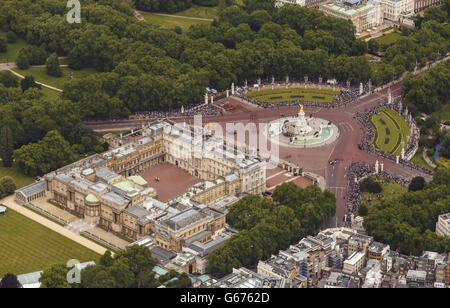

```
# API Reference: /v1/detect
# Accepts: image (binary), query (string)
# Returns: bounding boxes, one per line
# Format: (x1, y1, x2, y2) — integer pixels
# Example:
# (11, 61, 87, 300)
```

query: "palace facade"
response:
(15, 120, 266, 252)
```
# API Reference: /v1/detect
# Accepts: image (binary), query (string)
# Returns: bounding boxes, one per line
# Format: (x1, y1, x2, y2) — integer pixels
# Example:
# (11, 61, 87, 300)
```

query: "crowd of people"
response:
(128, 102, 223, 120)
(235, 83, 362, 110)
(344, 162, 412, 225)
(354, 99, 432, 176)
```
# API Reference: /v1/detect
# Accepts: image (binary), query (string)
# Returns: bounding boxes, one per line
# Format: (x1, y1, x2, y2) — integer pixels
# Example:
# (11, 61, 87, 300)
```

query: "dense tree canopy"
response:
(38, 245, 185, 288)
(0, 273, 21, 288)
(0, 1, 447, 119)
(208, 182, 335, 278)
(0, 176, 16, 198)
(363, 167, 450, 256)
(403, 61, 450, 114)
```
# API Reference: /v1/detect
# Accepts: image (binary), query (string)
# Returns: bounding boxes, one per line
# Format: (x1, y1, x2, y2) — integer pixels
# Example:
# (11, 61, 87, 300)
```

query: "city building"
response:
(324, 272, 361, 288)
(378, 0, 414, 21)
(436, 213, 450, 237)
(406, 270, 427, 285)
(414, 0, 442, 13)
(343, 251, 366, 274)
(257, 255, 308, 288)
(183, 232, 233, 274)
(276, 0, 306, 6)
(368, 241, 390, 261)
(212, 267, 285, 288)
(14, 120, 266, 252)
(319, 0, 384, 34)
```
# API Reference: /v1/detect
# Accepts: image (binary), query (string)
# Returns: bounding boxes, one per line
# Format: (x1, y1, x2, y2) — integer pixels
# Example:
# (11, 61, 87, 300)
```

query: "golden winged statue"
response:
(299, 104, 304, 114)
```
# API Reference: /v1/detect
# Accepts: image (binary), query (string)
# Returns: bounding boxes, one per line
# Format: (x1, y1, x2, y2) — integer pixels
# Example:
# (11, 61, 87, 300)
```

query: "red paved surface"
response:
(266, 166, 284, 178)
(139, 163, 202, 202)
(87, 78, 432, 227)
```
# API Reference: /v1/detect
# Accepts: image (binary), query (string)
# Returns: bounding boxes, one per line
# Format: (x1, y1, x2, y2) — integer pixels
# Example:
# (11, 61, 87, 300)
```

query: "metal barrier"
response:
(22, 202, 68, 226)
(81, 231, 121, 252)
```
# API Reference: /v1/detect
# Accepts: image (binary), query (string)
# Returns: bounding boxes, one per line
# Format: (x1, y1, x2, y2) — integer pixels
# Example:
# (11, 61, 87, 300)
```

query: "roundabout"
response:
(267, 104, 340, 148)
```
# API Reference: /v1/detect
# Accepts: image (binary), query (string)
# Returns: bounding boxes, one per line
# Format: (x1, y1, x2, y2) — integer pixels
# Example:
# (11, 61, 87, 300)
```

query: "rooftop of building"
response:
(15, 181, 45, 198)
(344, 251, 366, 266)
(326, 272, 361, 288)
(321, 0, 379, 16)
(162, 208, 211, 232)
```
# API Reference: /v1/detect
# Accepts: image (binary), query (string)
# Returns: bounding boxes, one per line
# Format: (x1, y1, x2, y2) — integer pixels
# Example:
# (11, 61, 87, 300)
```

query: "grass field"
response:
(375, 32, 402, 47)
(435, 156, 450, 168)
(361, 180, 406, 207)
(371, 107, 410, 156)
(0, 164, 34, 189)
(0, 208, 100, 276)
(0, 32, 27, 63)
(244, 88, 339, 104)
(410, 147, 434, 171)
(431, 103, 450, 124)
(40, 87, 61, 101)
(175, 5, 219, 19)
(140, 11, 212, 30)
(12, 66, 98, 90)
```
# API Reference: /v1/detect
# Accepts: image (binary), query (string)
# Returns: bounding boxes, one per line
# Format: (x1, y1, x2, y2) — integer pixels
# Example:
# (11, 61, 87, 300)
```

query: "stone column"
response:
(205, 93, 208, 105)
(375, 160, 379, 174)
(396, 155, 399, 164)
(231, 83, 235, 95)
(359, 83, 363, 95)
(211, 96, 214, 104)
(380, 163, 384, 172)
(401, 147, 405, 160)
(226, 90, 229, 97)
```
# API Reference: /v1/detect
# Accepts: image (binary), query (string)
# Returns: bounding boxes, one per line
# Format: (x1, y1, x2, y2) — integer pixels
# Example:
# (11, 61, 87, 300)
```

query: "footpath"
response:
(1, 195, 108, 255)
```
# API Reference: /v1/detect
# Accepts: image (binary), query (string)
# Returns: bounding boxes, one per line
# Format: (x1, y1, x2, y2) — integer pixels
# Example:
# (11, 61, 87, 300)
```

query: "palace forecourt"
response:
(14, 120, 269, 253)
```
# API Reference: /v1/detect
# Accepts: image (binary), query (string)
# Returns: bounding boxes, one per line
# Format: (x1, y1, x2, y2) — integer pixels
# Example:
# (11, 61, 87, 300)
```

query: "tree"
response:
(408, 176, 426, 191)
(13, 130, 78, 176)
(358, 204, 368, 216)
(39, 264, 71, 288)
(6, 31, 16, 44)
(0, 37, 6, 53)
(0, 71, 19, 88)
(20, 76, 41, 92)
(99, 250, 114, 267)
(15, 50, 30, 69)
(0, 126, 14, 167)
(0, 273, 22, 288)
(368, 39, 379, 54)
(80, 246, 159, 288)
(0, 176, 16, 198)
(46, 53, 62, 77)
(440, 129, 450, 159)
(360, 177, 382, 194)
(351, 39, 368, 56)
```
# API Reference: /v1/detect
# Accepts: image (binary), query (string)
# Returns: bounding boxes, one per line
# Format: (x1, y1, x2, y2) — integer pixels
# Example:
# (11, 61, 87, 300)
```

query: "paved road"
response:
(0, 62, 16, 70)
(85, 79, 432, 227)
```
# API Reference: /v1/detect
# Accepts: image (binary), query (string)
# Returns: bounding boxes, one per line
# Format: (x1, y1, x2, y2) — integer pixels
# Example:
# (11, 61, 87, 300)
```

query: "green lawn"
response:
(244, 88, 339, 104)
(40, 86, 61, 101)
(0, 32, 28, 63)
(12, 66, 98, 90)
(375, 32, 402, 47)
(0, 208, 100, 276)
(371, 107, 410, 156)
(410, 147, 434, 171)
(175, 5, 219, 19)
(435, 156, 450, 169)
(361, 178, 406, 207)
(0, 164, 34, 189)
(140, 11, 212, 30)
(431, 103, 450, 124)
